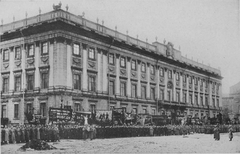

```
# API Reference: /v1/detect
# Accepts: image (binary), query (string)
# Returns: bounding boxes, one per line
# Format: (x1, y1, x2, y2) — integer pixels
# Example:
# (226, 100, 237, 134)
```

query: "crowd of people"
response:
(1, 125, 60, 145)
(1, 123, 240, 145)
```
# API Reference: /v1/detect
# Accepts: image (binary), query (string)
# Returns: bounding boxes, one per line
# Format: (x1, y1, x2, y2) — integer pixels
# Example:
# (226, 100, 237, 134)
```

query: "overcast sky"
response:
(0, 0, 239, 94)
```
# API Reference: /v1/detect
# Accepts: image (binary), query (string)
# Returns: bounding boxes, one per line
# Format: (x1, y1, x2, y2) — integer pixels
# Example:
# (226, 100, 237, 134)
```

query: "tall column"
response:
(115, 54, 120, 95)
(180, 73, 183, 102)
(49, 40, 54, 87)
(82, 44, 88, 91)
(173, 71, 176, 101)
(20, 44, 26, 124)
(146, 63, 150, 99)
(164, 68, 168, 100)
(66, 42, 72, 87)
(102, 50, 108, 93)
(97, 49, 102, 92)
(126, 57, 131, 97)
(35, 42, 40, 88)
(156, 66, 160, 99)
(137, 60, 141, 98)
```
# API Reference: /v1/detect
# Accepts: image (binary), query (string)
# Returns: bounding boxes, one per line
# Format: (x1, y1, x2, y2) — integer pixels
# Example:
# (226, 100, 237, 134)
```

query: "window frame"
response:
(3, 49, 9, 61)
(15, 47, 21, 60)
(88, 75, 96, 92)
(73, 43, 81, 56)
(2, 77, 9, 93)
(120, 57, 126, 68)
(41, 42, 49, 55)
(14, 104, 19, 119)
(108, 53, 115, 65)
(131, 60, 136, 71)
(2, 105, 7, 118)
(28, 44, 34, 57)
(141, 85, 146, 99)
(120, 81, 126, 96)
(150, 65, 155, 75)
(160, 67, 164, 77)
(14, 75, 21, 91)
(131, 83, 137, 98)
(141, 63, 146, 72)
(41, 72, 49, 89)
(27, 73, 34, 90)
(88, 47, 95, 60)
(73, 73, 81, 90)
(150, 87, 155, 100)
(109, 80, 115, 95)
(176, 72, 180, 81)
(160, 89, 164, 100)
(168, 70, 172, 79)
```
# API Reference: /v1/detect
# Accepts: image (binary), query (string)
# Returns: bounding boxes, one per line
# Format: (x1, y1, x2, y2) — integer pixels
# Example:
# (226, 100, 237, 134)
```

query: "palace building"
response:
(0, 5, 222, 124)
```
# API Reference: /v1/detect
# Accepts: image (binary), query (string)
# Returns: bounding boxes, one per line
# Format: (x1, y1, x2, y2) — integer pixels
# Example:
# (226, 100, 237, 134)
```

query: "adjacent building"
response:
(0, 5, 222, 124)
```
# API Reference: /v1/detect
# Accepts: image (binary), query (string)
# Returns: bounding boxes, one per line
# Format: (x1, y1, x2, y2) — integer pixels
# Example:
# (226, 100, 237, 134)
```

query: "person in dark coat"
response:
(213, 124, 220, 141)
(228, 125, 233, 141)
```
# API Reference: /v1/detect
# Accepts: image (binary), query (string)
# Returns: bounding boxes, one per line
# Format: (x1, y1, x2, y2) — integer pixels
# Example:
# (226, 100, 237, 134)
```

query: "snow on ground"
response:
(1, 132, 240, 154)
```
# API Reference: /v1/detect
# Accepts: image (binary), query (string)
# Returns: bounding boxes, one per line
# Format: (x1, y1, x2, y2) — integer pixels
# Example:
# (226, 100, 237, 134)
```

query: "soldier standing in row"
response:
(228, 125, 233, 141)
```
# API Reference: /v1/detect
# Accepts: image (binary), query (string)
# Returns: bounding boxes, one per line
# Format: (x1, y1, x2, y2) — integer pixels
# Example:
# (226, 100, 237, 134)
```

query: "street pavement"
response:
(1, 132, 240, 153)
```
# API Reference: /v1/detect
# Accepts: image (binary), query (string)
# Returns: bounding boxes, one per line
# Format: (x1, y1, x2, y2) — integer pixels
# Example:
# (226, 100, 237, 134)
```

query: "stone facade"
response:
(0, 8, 222, 124)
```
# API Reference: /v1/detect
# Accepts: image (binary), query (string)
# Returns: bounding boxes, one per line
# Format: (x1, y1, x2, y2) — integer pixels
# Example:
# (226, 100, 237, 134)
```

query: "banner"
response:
(49, 107, 73, 122)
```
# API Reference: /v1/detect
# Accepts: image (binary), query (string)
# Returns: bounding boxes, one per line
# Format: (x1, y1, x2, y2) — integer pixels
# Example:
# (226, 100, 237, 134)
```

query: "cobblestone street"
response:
(1, 132, 240, 153)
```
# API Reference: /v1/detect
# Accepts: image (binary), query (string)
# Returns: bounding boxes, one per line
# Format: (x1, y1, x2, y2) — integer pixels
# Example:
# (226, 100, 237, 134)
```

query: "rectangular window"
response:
(120, 82, 126, 96)
(195, 94, 198, 105)
(88, 47, 95, 60)
(205, 81, 208, 88)
(183, 92, 186, 103)
(160, 89, 164, 100)
(195, 78, 198, 85)
(189, 76, 192, 84)
(27, 74, 34, 90)
(120, 57, 126, 68)
(141, 85, 146, 99)
(28, 44, 34, 57)
(109, 80, 115, 95)
(217, 99, 219, 107)
(167, 91, 171, 101)
(189, 94, 193, 104)
(15, 47, 21, 59)
(2, 77, 9, 93)
(160, 68, 164, 77)
(40, 103, 46, 117)
(41, 72, 49, 89)
(88, 75, 96, 92)
(41, 42, 48, 55)
(141, 63, 146, 72)
(73, 74, 81, 90)
(131, 84, 137, 98)
(176, 92, 180, 102)
(14, 76, 21, 91)
(108, 53, 114, 65)
(3, 50, 9, 61)
(74, 103, 81, 112)
(176, 72, 180, 81)
(201, 79, 203, 86)
(212, 98, 215, 107)
(183, 75, 187, 83)
(14, 104, 19, 119)
(205, 96, 208, 106)
(131, 60, 136, 70)
(26, 103, 32, 114)
(150, 87, 155, 100)
(90, 104, 96, 112)
(73, 43, 80, 55)
(200, 96, 203, 106)
(168, 70, 172, 79)
(2, 105, 7, 118)
(150, 65, 155, 75)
